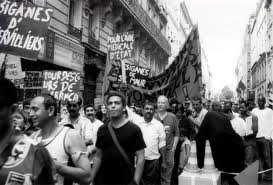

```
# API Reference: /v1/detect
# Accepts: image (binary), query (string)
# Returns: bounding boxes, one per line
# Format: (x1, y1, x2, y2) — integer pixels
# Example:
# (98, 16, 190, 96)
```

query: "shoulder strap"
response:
(42, 126, 65, 147)
(107, 123, 134, 174)
(63, 127, 71, 156)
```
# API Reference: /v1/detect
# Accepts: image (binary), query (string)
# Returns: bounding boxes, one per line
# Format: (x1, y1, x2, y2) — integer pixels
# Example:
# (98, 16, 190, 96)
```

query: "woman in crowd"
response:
(11, 110, 28, 131)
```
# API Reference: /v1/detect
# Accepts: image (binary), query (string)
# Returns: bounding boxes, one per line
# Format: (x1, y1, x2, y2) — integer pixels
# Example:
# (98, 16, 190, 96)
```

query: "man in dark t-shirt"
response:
(91, 91, 146, 185)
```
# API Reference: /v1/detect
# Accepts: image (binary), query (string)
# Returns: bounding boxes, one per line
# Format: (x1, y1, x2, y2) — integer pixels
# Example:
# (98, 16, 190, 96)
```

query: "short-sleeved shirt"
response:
(0, 133, 55, 185)
(154, 112, 179, 150)
(135, 117, 166, 160)
(60, 115, 91, 139)
(230, 116, 247, 137)
(95, 121, 146, 185)
(252, 107, 273, 139)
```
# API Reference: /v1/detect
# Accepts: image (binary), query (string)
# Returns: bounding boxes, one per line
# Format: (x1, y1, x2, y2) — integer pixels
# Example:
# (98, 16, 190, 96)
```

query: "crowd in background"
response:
(1, 77, 272, 185)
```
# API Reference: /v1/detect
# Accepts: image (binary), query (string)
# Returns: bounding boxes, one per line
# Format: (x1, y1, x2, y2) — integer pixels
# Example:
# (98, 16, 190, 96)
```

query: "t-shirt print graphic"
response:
(5, 171, 25, 185)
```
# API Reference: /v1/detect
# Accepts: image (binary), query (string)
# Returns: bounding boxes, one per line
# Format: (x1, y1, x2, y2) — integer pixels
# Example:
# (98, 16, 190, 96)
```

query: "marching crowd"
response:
(0, 78, 272, 185)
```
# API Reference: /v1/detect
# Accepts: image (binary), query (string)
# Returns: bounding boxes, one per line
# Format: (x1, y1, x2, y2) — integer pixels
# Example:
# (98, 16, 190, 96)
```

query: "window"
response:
(69, 0, 75, 26)
(68, 0, 82, 28)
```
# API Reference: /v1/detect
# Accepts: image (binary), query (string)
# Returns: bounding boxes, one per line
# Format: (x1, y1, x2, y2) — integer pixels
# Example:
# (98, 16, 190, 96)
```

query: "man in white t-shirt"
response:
(251, 95, 272, 181)
(83, 104, 104, 164)
(224, 107, 247, 137)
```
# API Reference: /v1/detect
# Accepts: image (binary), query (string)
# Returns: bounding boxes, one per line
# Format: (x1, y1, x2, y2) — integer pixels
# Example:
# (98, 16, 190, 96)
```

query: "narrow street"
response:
(0, 0, 272, 185)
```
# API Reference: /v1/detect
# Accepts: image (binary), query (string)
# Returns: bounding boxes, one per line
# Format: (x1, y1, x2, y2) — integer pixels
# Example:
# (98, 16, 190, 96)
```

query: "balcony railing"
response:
(119, 0, 171, 56)
(68, 24, 82, 40)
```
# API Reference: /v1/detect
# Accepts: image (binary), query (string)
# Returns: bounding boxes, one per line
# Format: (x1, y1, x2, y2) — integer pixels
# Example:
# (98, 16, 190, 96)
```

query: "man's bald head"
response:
(157, 95, 169, 112)
(212, 101, 222, 112)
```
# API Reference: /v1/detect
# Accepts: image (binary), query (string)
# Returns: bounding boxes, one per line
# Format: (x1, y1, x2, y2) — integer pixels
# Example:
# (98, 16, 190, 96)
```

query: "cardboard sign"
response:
(103, 26, 203, 105)
(23, 71, 43, 89)
(0, 0, 53, 59)
(122, 63, 150, 88)
(107, 32, 134, 60)
(5, 55, 24, 80)
(42, 71, 81, 102)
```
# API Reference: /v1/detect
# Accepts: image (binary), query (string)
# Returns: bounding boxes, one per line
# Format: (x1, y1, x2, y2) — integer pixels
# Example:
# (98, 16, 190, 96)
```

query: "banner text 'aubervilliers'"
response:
(0, 1, 53, 51)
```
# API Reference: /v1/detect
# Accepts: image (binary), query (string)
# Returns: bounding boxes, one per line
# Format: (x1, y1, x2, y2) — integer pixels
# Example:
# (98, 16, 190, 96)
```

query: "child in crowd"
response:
(178, 130, 191, 174)
(11, 110, 28, 131)
(172, 105, 196, 185)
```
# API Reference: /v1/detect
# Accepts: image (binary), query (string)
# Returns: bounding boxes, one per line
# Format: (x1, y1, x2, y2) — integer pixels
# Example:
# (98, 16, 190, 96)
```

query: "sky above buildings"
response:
(184, 0, 258, 94)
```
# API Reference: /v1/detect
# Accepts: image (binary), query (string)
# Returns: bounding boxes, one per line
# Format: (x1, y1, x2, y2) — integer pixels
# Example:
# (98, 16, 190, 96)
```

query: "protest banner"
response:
(103, 26, 203, 105)
(115, 62, 150, 88)
(5, 54, 24, 80)
(107, 32, 134, 60)
(23, 71, 43, 89)
(42, 70, 81, 102)
(0, 0, 53, 59)
(124, 63, 150, 88)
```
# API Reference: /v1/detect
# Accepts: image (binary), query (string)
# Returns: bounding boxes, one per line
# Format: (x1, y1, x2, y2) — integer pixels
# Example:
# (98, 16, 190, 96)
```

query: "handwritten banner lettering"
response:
(107, 32, 134, 60)
(42, 71, 81, 102)
(5, 54, 24, 80)
(118, 63, 150, 88)
(23, 71, 43, 89)
(0, 0, 53, 59)
(103, 27, 202, 105)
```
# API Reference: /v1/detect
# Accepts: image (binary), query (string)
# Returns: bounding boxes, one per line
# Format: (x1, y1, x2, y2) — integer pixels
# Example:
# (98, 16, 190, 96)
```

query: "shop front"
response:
(16, 30, 85, 101)
(83, 43, 106, 105)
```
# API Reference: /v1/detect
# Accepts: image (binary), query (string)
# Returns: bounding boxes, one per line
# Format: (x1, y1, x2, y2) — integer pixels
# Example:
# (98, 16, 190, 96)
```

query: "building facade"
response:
(201, 47, 212, 100)
(165, 1, 192, 64)
(248, 0, 273, 105)
(14, 0, 171, 105)
(237, 0, 273, 105)
(235, 15, 254, 101)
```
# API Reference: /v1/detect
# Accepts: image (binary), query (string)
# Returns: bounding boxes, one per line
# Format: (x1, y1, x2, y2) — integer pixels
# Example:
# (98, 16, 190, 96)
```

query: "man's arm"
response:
(178, 144, 191, 169)
(172, 116, 180, 152)
(159, 146, 166, 168)
(55, 130, 92, 184)
(90, 148, 103, 183)
(158, 122, 166, 165)
(188, 113, 201, 128)
(134, 149, 145, 185)
(172, 136, 179, 152)
(251, 115, 258, 135)
(126, 106, 142, 124)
